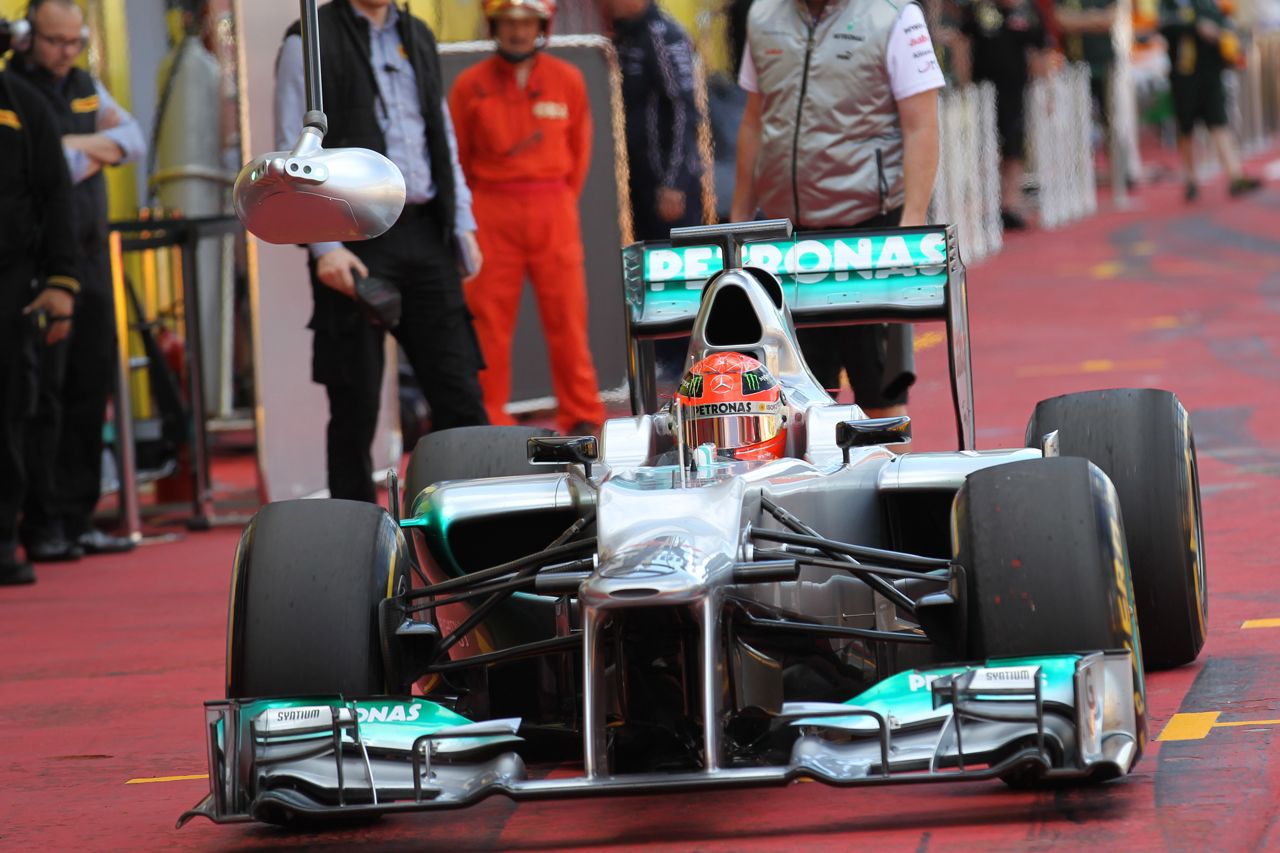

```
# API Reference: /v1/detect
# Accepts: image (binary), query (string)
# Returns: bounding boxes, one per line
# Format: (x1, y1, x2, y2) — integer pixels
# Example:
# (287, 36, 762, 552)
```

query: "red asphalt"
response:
(3, 159, 1280, 851)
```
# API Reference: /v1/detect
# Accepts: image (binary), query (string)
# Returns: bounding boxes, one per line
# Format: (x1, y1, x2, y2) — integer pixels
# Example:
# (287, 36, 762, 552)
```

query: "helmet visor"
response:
(682, 401, 782, 450)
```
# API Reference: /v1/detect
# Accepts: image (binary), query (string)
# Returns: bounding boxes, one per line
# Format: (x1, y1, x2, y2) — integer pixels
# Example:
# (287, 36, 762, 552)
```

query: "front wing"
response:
(180, 652, 1141, 827)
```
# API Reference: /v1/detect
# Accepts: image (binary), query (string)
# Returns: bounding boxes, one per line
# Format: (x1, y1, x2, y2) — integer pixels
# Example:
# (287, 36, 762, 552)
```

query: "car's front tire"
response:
(226, 499, 409, 699)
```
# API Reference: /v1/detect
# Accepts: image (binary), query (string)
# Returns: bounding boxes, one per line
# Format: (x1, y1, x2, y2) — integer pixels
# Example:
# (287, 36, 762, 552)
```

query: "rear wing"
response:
(620, 224, 975, 450)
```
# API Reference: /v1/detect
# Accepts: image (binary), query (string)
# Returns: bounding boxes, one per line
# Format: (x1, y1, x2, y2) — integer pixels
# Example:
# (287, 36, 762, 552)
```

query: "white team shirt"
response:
(738, 3, 945, 102)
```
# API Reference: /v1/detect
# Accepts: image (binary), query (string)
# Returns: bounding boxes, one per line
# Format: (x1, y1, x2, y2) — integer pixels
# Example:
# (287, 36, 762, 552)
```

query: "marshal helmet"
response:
(484, 0, 556, 34)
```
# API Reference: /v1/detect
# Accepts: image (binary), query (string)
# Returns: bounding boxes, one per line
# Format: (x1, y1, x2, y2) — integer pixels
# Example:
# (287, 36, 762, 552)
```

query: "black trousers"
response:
(794, 208, 915, 408)
(1, 260, 39, 555)
(310, 202, 488, 503)
(22, 237, 114, 540)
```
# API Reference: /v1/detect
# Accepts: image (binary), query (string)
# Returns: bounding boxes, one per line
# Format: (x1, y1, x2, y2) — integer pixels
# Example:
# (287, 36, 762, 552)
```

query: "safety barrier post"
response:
(1029, 64, 1098, 230)
(933, 81, 1002, 264)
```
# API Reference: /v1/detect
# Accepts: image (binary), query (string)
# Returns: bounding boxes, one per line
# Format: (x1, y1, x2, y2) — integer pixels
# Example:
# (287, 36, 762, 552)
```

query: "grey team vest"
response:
(749, 0, 914, 227)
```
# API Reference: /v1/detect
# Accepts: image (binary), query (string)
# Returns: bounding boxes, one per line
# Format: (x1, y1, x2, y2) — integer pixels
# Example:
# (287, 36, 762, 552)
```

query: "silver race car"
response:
(182, 220, 1206, 828)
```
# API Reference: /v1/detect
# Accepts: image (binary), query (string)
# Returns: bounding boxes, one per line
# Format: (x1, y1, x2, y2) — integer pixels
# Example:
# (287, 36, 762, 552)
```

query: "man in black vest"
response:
(0, 67, 81, 585)
(275, 0, 489, 504)
(11, 0, 145, 560)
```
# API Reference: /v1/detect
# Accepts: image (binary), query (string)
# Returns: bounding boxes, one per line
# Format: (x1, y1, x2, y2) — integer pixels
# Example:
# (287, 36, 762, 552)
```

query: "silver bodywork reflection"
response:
(233, 125, 407, 245)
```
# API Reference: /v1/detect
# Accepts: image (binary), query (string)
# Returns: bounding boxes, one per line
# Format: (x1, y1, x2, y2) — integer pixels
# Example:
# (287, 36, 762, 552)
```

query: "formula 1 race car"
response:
(181, 220, 1206, 828)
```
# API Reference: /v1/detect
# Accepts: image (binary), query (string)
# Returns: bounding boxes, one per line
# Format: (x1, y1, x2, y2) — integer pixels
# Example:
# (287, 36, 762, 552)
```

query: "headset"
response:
(18, 0, 91, 55)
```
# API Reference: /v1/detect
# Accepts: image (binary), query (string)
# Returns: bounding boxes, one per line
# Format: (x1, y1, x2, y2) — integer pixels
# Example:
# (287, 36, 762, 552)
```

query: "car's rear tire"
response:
(402, 425, 560, 513)
(226, 499, 410, 699)
(1026, 389, 1207, 669)
(955, 457, 1140, 661)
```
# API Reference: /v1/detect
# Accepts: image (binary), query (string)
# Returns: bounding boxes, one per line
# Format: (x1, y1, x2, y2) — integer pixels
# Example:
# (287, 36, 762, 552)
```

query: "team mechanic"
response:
(731, 0, 944, 419)
(450, 0, 605, 435)
(275, 0, 488, 503)
(0, 67, 80, 586)
(603, 0, 705, 241)
(11, 0, 144, 560)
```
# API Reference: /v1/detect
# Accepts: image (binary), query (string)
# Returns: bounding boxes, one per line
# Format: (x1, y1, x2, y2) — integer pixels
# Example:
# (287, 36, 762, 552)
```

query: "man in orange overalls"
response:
(450, 0, 605, 435)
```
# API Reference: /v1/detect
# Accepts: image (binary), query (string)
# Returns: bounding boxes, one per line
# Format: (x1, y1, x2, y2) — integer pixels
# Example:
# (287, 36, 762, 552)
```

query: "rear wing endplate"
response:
(621, 224, 974, 449)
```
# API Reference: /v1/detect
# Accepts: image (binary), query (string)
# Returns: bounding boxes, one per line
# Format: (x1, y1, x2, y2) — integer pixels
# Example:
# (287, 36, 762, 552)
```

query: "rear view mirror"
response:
(528, 435, 599, 477)
(836, 416, 911, 462)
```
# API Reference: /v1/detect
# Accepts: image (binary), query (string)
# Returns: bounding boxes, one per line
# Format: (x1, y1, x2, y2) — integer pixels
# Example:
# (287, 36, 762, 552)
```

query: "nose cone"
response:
(582, 539, 736, 609)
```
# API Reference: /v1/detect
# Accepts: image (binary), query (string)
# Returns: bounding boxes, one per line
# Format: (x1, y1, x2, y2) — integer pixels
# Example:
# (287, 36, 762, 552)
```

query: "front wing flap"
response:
(180, 652, 1141, 827)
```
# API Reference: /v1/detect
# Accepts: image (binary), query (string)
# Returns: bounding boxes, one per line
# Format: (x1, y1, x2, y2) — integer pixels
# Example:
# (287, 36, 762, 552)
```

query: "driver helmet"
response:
(484, 0, 556, 34)
(674, 353, 787, 462)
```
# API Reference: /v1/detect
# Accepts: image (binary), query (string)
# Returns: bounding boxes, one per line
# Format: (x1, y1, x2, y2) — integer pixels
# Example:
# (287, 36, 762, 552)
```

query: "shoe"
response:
(1000, 209, 1028, 231)
(1185, 183, 1199, 202)
(1229, 176, 1262, 197)
(77, 528, 136, 555)
(0, 559, 35, 586)
(25, 535, 83, 562)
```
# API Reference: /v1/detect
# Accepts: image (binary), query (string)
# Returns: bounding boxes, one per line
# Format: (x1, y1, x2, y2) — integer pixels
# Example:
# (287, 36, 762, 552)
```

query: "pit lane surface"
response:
(3, 164, 1280, 851)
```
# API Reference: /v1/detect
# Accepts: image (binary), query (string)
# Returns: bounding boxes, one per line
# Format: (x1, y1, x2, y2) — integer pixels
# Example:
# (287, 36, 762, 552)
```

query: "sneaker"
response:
(0, 559, 36, 586)
(77, 528, 136, 555)
(1229, 177, 1262, 197)
(1185, 183, 1199, 202)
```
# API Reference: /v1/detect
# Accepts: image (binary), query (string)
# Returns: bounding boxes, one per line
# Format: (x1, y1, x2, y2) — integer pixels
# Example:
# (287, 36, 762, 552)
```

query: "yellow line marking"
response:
(1016, 358, 1165, 378)
(1090, 260, 1125, 278)
(1242, 618, 1280, 629)
(1158, 712, 1280, 742)
(1158, 712, 1219, 741)
(1129, 315, 1185, 330)
(913, 330, 945, 352)
(125, 774, 209, 785)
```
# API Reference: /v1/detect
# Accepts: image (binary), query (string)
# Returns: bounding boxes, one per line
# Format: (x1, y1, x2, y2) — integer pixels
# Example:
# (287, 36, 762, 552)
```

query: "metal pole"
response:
(180, 225, 214, 528)
(300, 0, 322, 115)
(108, 232, 142, 543)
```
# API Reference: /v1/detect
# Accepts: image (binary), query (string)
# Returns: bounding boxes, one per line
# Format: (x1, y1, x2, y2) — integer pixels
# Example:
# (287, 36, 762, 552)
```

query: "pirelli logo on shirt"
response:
(0, 109, 21, 130)
(532, 101, 568, 120)
(70, 94, 100, 114)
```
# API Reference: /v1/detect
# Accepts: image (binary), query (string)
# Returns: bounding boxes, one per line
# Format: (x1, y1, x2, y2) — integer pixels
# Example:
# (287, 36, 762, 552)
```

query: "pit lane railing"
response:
(1028, 63, 1100, 229)
(107, 215, 254, 541)
(932, 81, 1003, 263)
(1237, 31, 1280, 152)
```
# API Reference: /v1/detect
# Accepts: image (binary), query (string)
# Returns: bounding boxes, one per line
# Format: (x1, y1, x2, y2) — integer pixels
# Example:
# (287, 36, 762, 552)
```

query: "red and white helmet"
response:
(674, 353, 787, 462)
(484, 0, 556, 34)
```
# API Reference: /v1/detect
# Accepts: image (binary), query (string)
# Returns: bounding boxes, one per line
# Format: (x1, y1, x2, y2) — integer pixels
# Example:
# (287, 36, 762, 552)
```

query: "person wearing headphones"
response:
(274, 0, 489, 503)
(10, 0, 145, 561)
(449, 0, 605, 436)
(0, 62, 82, 585)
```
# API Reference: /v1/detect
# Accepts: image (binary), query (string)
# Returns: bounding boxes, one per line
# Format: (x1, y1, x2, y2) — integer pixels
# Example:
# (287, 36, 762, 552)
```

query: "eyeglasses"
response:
(35, 30, 85, 52)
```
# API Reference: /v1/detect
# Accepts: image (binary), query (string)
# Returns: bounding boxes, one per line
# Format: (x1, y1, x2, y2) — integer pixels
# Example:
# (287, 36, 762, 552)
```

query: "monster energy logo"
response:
(680, 375, 704, 397)
(742, 372, 761, 392)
